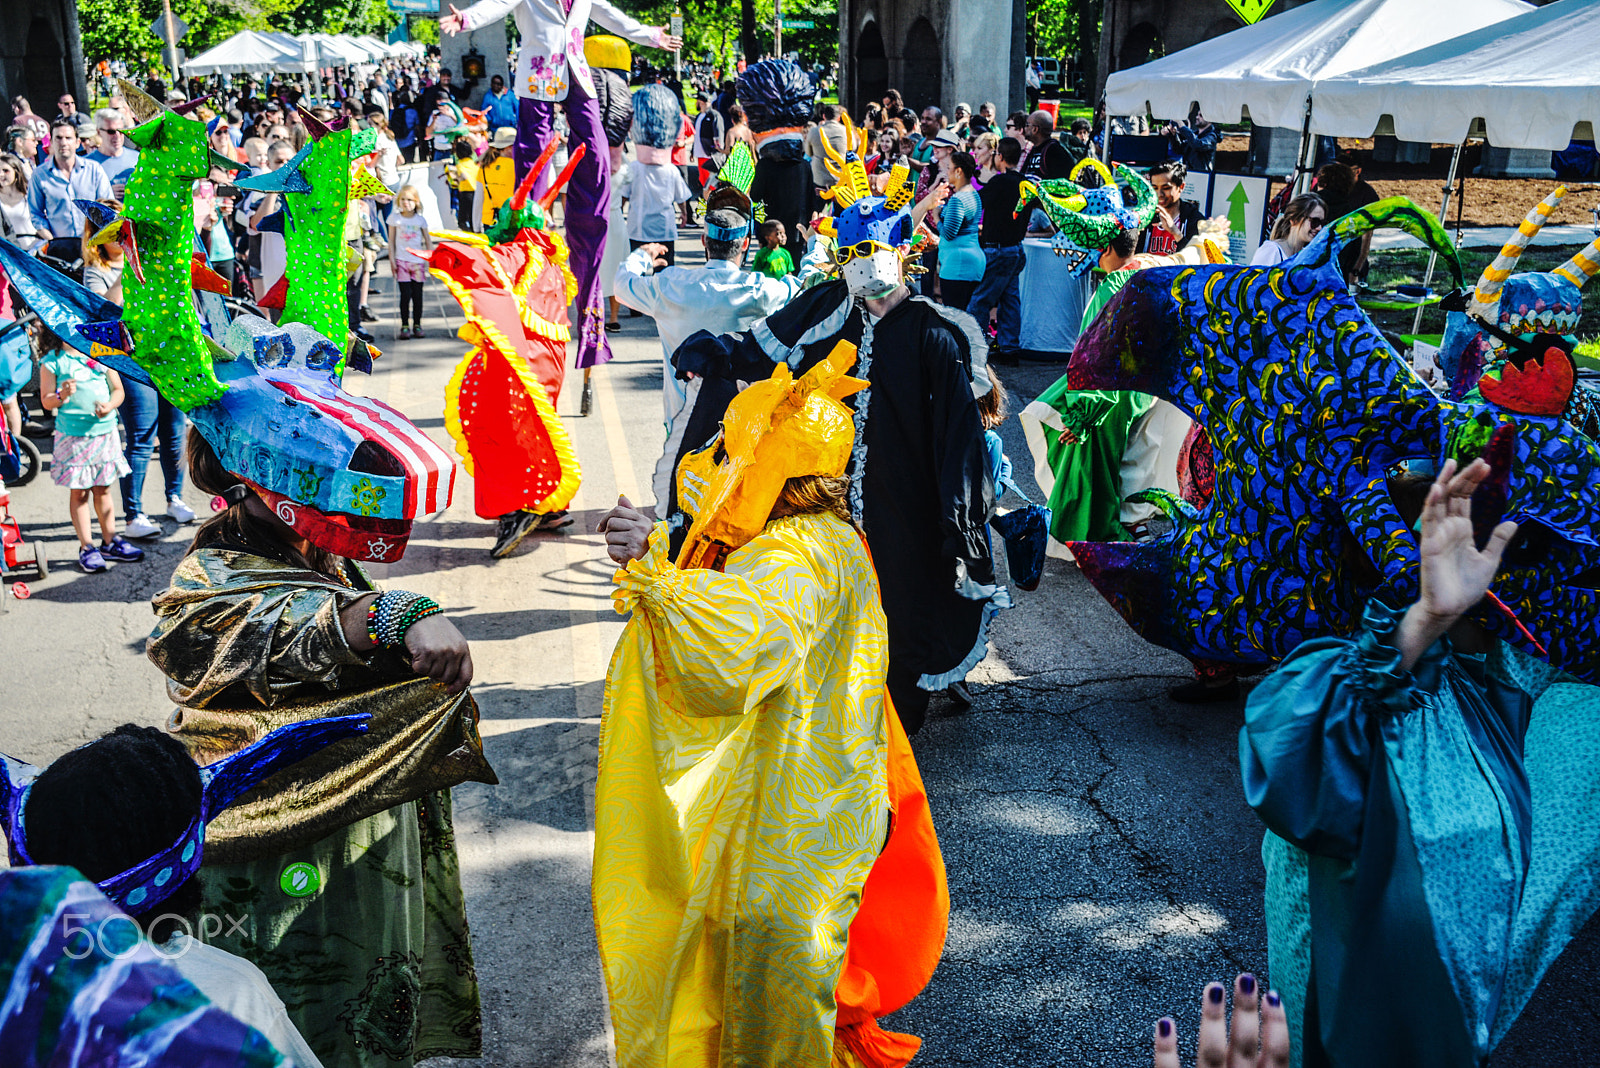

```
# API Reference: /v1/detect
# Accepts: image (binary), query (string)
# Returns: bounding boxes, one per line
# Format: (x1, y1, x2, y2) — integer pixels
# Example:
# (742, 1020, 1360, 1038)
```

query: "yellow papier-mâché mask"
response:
(676, 340, 867, 570)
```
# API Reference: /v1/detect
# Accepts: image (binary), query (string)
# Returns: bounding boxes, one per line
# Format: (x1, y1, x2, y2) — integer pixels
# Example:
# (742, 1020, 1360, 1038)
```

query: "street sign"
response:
(1222, 0, 1276, 24)
(387, 0, 439, 12)
(780, 19, 816, 28)
(149, 14, 188, 43)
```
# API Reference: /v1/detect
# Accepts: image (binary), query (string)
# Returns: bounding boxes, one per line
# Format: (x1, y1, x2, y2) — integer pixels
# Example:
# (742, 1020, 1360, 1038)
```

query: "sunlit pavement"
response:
(2, 234, 1595, 1066)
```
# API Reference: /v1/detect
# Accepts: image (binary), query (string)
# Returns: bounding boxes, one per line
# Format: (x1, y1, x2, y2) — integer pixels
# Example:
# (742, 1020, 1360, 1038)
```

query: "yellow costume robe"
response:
(595, 513, 948, 1068)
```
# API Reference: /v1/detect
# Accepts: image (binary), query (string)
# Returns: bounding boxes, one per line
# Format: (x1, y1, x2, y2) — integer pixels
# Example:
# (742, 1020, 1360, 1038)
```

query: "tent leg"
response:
(1293, 99, 1316, 196)
(1410, 139, 1466, 336)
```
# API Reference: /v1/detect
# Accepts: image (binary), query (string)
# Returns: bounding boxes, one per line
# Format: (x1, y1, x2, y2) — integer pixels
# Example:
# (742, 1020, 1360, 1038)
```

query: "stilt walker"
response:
(442, 0, 682, 394)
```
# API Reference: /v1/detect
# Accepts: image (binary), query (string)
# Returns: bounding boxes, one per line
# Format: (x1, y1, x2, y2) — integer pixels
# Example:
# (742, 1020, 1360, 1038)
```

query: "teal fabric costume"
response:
(1243, 599, 1600, 1067)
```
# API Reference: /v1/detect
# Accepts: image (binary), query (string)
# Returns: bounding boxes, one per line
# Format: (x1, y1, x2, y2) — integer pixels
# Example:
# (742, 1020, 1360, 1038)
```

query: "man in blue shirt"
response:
(27, 121, 110, 260)
(87, 109, 138, 196)
(481, 74, 517, 132)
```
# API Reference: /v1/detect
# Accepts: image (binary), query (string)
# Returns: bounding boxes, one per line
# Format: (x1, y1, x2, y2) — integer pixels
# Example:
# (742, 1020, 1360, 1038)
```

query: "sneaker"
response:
(167, 496, 196, 524)
(359, 305, 379, 323)
(100, 535, 145, 562)
(78, 545, 108, 573)
(535, 510, 574, 531)
(355, 328, 376, 344)
(123, 514, 162, 539)
(490, 510, 540, 559)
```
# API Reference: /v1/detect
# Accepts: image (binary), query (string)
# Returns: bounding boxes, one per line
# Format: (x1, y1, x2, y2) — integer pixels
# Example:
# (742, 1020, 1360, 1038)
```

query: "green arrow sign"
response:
(780, 19, 816, 28)
(1222, 0, 1276, 24)
(1226, 182, 1250, 235)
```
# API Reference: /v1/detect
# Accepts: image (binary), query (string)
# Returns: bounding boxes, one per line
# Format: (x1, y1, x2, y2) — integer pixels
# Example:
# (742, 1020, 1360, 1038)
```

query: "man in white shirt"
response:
(441, 0, 680, 371)
(615, 205, 825, 512)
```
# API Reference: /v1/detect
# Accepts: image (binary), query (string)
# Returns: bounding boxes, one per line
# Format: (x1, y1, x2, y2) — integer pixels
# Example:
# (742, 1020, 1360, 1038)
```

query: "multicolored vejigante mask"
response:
(813, 119, 918, 299)
(0, 86, 451, 564)
(0, 715, 369, 912)
(1437, 186, 1600, 438)
(1063, 197, 1600, 681)
(1019, 159, 1157, 274)
(676, 340, 866, 570)
(427, 145, 583, 520)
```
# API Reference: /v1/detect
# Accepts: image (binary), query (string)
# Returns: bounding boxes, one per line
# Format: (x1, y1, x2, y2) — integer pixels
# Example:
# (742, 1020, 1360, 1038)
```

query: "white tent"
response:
(334, 34, 385, 62)
(1309, 0, 1600, 149)
(184, 30, 314, 75)
(1104, 0, 1532, 130)
(300, 33, 368, 67)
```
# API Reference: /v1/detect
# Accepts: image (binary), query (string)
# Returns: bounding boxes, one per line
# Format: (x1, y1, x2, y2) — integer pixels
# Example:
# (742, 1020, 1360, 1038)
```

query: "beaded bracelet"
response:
(366, 591, 444, 650)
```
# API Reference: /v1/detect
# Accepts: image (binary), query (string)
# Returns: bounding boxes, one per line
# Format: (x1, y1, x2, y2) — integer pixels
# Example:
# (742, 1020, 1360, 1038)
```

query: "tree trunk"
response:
(740, 0, 759, 61)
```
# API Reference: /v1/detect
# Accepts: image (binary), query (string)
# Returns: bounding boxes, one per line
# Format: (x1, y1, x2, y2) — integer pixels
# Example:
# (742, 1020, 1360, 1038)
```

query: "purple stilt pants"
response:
(517, 84, 611, 368)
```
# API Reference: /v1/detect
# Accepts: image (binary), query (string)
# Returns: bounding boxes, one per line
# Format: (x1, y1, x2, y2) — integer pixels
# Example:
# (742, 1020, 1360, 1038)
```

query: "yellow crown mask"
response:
(676, 341, 866, 570)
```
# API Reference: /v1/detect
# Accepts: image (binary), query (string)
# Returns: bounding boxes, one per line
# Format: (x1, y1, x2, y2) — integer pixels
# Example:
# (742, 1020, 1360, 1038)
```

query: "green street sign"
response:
(780, 19, 816, 29)
(1222, 0, 1275, 24)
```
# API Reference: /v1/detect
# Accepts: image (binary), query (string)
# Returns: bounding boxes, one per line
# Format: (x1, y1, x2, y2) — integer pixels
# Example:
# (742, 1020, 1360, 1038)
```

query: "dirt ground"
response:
(1212, 136, 1600, 228)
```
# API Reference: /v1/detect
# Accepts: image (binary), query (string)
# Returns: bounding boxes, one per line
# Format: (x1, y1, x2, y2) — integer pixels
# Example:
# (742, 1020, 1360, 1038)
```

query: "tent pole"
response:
(1293, 96, 1315, 196)
(1410, 138, 1466, 335)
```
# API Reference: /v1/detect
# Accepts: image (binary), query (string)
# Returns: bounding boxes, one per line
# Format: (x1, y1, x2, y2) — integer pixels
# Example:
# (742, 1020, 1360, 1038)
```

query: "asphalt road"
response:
(1, 232, 1596, 1066)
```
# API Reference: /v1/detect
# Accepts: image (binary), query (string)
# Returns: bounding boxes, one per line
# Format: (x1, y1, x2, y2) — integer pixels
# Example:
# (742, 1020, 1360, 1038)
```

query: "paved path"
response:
(1, 234, 1595, 1065)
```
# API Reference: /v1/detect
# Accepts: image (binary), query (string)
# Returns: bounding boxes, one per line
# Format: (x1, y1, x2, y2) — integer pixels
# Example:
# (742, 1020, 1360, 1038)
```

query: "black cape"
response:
(672, 280, 1001, 693)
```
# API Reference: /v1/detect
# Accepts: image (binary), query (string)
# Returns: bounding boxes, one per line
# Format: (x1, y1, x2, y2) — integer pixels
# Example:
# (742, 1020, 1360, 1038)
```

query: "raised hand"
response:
(440, 4, 466, 34)
(1155, 974, 1291, 1068)
(1395, 457, 1518, 670)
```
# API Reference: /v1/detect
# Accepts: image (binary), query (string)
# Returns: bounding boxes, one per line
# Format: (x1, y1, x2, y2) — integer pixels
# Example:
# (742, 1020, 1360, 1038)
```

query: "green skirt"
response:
(198, 791, 481, 1067)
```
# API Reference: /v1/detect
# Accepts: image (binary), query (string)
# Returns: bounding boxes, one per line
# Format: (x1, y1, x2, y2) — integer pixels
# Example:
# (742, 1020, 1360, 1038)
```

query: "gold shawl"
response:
(149, 548, 497, 863)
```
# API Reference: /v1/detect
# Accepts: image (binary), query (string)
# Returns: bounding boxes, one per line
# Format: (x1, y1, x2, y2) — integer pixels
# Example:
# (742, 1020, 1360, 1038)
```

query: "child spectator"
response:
(36, 325, 143, 572)
(751, 219, 793, 278)
(478, 128, 516, 228)
(618, 139, 692, 268)
(388, 185, 433, 339)
(449, 136, 479, 232)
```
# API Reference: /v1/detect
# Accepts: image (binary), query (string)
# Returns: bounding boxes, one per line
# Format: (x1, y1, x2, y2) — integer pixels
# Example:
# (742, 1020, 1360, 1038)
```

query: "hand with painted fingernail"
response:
(1153, 972, 1290, 1068)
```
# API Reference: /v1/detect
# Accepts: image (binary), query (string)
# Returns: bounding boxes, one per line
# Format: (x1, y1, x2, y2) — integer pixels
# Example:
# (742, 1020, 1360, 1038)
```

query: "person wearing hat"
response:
(207, 116, 243, 165)
(478, 125, 518, 227)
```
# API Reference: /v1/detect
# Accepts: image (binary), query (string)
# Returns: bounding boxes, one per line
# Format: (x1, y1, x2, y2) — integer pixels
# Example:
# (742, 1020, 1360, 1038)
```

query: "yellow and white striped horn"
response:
(1553, 237, 1600, 288)
(1468, 186, 1564, 317)
(883, 164, 914, 212)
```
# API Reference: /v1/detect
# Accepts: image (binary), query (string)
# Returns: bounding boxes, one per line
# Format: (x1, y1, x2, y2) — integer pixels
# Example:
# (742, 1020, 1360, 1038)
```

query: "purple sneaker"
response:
(79, 545, 108, 573)
(100, 535, 145, 562)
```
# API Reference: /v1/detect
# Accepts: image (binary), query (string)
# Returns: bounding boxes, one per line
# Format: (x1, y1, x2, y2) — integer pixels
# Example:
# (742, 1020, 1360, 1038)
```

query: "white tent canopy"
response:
(300, 33, 368, 67)
(1104, 0, 1532, 130)
(1309, 0, 1600, 149)
(184, 30, 315, 75)
(333, 34, 385, 62)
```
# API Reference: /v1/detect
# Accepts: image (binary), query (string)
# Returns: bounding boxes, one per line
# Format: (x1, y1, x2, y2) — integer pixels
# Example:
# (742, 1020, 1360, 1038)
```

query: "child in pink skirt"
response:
(37, 327, 144, 573)
(388, 185, 433, 339)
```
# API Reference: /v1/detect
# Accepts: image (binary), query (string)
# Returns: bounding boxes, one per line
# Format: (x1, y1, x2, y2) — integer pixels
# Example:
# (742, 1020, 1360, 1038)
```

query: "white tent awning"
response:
(1104, 0, 1532, 130)
(301, 34, 368, 67)
(1309, 0, 1600, 148)
(184, 30, 315, 75)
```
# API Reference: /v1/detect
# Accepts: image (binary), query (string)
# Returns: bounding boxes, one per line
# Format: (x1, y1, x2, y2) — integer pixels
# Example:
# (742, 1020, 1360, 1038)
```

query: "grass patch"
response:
(1363, 244, 1600, 339)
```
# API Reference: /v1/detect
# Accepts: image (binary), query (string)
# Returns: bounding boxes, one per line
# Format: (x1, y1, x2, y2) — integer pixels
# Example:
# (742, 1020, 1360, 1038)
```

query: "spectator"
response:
(968, 137, 1029, 365)
(1164, 105, 1222, 173)
(478, 128, 516, 228)
(938, 151, 984, 311)
(207, 117, 244, 165)
(1004, 110, 1030, 154)
(909, 106, 945, 173)
(0, 152, 39, 250)
(969, 102, 997, 137)
(27, 121, 111, 260)
(618, 135, 693, 267)
(1062, 118, 1093, 168)
(951, 102, 972, 139)
(970, 131, 1001, 183)
(1249, 192, 1325, 266)
(12, 97, 49, 150)
(6, 125, 39, 171)
(803, 104, 845, 207)
(481, 73, 517, 131)
(248, 139, 294, 305)
(692, 90, 727, 201)
(1138, 162, 1203, 256)
(726, 104, 756, 157)
(87, 108, 138, 196)
(1322, 153, 1380, 283)
(1020, 109, 1071, 180)
(53, 92, 79, 126)
(751, 218, 792, 279)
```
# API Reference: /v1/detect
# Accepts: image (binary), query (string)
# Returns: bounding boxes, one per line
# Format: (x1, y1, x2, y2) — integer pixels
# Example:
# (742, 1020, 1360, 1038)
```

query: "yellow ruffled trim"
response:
(610, 522, 676, 616)
(430, 265, 582, 513)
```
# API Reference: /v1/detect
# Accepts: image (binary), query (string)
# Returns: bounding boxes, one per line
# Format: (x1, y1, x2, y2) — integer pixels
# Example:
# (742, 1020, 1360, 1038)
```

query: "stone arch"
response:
(902, 17, 943, 114)
(855, 19, 888, 113)
(1118, 21, 1163, 70)
(1202, 16, 1243, 40)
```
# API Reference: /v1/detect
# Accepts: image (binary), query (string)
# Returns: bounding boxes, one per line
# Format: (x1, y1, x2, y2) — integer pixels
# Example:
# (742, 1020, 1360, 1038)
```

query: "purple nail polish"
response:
(1208, 984, 1225, 1005)
(1159, 1018, 1173, 1038)
(1240, 974, 1256, 995)
(1266, 991, 1281, 1008)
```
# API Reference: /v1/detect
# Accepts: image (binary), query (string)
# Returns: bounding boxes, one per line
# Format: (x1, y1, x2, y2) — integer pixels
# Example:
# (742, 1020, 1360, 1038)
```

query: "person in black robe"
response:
(668, 277, 1001, 735)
